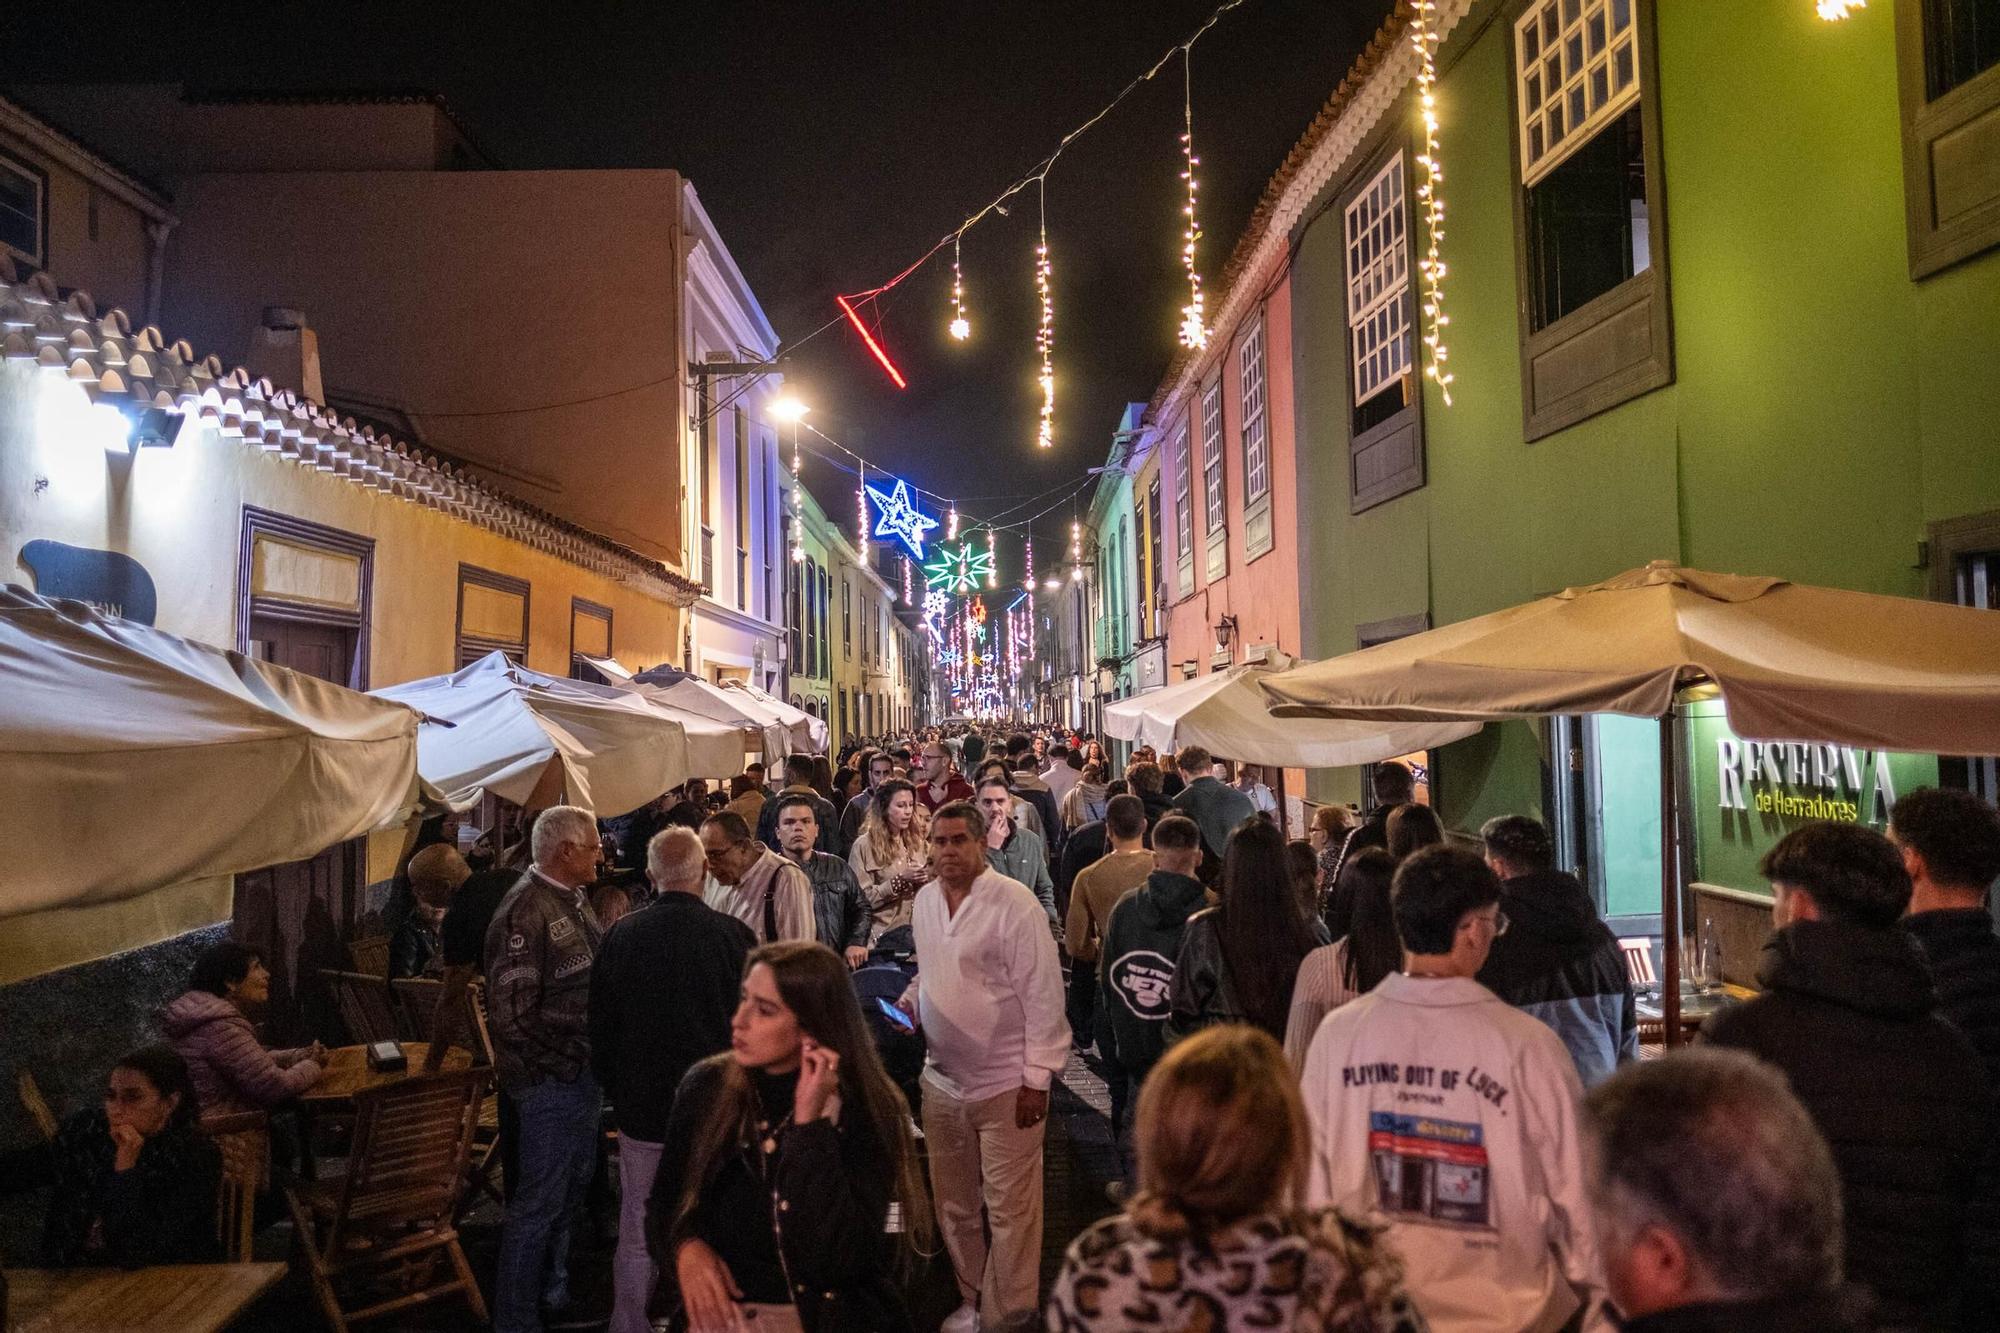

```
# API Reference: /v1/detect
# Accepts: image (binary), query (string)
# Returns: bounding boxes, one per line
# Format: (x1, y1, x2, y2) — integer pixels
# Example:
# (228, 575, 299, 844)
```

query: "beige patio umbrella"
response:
(1260, 560, 2000, 1040)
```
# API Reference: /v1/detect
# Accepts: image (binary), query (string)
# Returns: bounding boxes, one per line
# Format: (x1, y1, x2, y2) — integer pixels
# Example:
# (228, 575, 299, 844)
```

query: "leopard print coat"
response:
(1046, 1207, 1428, 1333)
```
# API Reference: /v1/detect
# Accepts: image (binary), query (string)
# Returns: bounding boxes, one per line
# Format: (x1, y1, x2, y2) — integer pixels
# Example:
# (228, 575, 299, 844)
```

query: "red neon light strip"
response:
(835, 293, 908, 389)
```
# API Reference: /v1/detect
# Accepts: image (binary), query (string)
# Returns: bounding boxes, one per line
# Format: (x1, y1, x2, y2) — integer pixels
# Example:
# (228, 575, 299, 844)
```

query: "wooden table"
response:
(299, 1043, 471, 1103)
(6, 1262, 285, 1331)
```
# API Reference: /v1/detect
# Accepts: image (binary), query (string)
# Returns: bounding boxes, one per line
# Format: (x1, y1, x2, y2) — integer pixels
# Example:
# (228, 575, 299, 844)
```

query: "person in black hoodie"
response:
(1096, 815, 1209, 1154)
(1476, 814, 1637, 1086)
(1323, 762, 1416, 938)
(1704, 820, 1990, 1331)
(1893, 786, 2000, 1329)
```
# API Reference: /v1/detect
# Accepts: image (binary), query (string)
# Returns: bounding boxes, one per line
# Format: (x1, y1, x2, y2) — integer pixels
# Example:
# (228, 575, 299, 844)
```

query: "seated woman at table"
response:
(158, 941, 324, 1120)
(649, 940, 932, 1333)
(7, 1045, 222, 1267)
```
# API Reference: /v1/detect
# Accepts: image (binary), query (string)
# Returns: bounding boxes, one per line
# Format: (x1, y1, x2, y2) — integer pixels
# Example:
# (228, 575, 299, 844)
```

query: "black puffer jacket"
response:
(1904, 907, 2000, 1329)
(1704, 919, 1991, 1330)
(1476, 868, 1637, 1086)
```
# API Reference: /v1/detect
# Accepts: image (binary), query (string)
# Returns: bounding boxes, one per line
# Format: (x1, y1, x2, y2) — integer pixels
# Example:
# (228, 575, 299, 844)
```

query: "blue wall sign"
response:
(19, 540, 158, 624)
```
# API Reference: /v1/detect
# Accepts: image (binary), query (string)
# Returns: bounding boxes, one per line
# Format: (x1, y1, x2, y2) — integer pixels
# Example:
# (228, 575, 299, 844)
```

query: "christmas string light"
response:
(949, 235, 970, 341)
(1035, 178, 1055, 450)
(946, 503, 959, 540)
(788, 433, 805, 563)
(855, 461, 869, 559)
(1177, 48, 1208, 350)
(902, 555, 913, 606)
(1412, 0, 1454, 406)
(986, 527, 999, 588)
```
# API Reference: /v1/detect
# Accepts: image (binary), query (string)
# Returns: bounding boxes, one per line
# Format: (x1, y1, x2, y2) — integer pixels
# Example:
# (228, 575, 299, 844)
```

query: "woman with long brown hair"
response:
(1166, 817, 1327, 1043)
(1049, 1026, 1425, 1331)
(846, 777, 930, 942)
(647, 941, 931, 1332)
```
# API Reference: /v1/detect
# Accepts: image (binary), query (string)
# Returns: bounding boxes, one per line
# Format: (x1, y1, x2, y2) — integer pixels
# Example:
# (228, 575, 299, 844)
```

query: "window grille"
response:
(1344, 153, 1410, 406)
(1516, 0, 1640, 186)
(1200, 383, 1225, 533)
(1239, 323, 1269, 500)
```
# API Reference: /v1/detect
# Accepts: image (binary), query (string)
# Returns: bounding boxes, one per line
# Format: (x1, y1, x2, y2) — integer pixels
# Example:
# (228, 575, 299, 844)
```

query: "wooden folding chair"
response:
(460, 983, 505, 1211)
(346, 935, 392, 978)
(319, 969, 398, 1044)
(199, 1110, 270, 1262)
(17, 1069, 58, 1140)
(1618, 936, 1660, 989)
(390, 977, 445, 1044)
(284, 1067, 491, 1331)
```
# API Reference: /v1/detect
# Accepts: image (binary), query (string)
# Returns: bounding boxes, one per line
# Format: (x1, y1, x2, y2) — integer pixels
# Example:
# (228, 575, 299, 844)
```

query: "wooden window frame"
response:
(1199, 380, 1228, 581)
(1506, 0, 1673, 443)
(1337, 131, 1428, 513)
(1897, 0, 2000, 278)
(1172, 422, 1195, 599)
(456, 563, 530, 667)
(0, 149, 49, 272)
(569, 596, 613, 678)
(236, 507, 375, 690)
(1239, 317, 1275, 561)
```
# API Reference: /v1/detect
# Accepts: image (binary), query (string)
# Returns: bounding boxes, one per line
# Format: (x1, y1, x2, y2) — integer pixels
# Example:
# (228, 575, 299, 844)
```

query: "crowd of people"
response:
(7, 722, 2000, 1333)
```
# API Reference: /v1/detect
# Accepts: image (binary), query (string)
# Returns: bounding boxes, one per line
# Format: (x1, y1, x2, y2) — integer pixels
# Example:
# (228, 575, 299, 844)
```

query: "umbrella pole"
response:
(1275, 767, 1289, 838)
(1660, 709, 1684, 1047)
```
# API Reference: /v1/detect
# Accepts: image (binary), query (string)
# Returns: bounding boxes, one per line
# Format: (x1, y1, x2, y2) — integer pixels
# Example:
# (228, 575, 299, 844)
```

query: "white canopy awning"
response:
(374, 652, 738, 815)
(1105, 654, 1479, 768)
(724, 678, 830, 752)
(630, 664, 791, 763)
(1, 585, 422, 919)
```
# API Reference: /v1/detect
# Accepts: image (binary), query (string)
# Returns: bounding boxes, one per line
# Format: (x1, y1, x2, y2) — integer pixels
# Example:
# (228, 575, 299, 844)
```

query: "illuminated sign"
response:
(863, 478, 938, 560)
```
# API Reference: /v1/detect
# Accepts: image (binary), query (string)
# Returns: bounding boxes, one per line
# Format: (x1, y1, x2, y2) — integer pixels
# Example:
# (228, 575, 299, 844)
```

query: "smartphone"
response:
(875, 996, 916, 1033)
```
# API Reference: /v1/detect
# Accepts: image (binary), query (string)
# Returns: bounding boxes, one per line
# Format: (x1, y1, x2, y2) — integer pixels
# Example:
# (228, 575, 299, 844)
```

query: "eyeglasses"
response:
(702, 840, 751, 862)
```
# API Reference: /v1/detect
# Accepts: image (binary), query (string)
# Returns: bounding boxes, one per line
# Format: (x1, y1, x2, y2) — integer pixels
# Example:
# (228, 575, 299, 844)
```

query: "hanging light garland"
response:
(949, 235, 971, 341)
(1035, 178, 1055, 450)
(788, 434, 805, 563)
(1024, 537, 1036, 658)
(946, 503, 959, 540)
(1177, 49, 1208, 350)
(1412, 0, 1454, 407)
(855, 461, 870, 559)
(986, 527, 999, 588)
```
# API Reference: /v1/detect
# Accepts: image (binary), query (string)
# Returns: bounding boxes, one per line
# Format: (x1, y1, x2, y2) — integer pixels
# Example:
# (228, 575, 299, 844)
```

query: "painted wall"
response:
(1160, 271, 1304, 676)
(0, 115, 159, 321)
(157, 169, 690, 566)
(1291, 3, 2000, 830)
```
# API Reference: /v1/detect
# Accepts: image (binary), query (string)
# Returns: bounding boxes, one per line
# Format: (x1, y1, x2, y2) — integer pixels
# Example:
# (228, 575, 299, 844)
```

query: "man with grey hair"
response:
(700, 809, 814, 943)
(485, 804, 607, 1333)
(1584, 1048, 1861, 1331)
(590, 826, 753, 1333)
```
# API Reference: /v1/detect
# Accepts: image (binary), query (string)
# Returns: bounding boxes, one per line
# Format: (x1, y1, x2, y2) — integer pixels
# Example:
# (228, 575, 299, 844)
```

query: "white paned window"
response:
(1239, 323, 1269, 502)
(0, 153, 44, 268)
(1344, 153, 1410, 406)
(1516, 0, 1640, 187)
(1173, 424, 1194, 560)
(1200, 382, 1225, 533)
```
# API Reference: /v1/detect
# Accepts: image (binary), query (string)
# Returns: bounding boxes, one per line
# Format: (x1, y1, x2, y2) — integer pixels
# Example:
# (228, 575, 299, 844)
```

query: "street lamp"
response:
(769, 397, 810, 424)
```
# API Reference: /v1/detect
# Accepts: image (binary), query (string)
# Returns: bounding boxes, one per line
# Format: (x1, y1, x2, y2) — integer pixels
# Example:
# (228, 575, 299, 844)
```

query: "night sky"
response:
(0, 1, 1391, 552)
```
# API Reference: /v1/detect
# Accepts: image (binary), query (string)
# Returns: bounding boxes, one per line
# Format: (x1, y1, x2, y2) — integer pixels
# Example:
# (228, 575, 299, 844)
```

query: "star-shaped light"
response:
(923, 541, 996, 596)
(863, 478, 939, 560)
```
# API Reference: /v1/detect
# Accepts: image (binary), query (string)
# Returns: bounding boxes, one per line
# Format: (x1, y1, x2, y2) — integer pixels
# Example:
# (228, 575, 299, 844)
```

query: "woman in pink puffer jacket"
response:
(157, 941, 323, 1120)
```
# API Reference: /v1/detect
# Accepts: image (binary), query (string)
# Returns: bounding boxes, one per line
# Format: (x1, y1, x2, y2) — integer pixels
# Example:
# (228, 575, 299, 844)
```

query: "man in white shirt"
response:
(905, 799, 1070, 1332)
(1041, 744, 1082, 808)
(698, 810, 813, 943)
(1230, 761, 1279, 816)
(1301, 844, 1610, 1333)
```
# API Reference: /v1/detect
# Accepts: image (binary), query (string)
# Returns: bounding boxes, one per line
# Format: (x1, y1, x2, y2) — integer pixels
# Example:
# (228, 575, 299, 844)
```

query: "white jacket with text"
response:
(1300, 973, 1611, 1333)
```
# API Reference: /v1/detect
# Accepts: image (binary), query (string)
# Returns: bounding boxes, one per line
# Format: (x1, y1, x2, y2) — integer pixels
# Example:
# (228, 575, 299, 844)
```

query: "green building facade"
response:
(1287, 0, 2000, 935)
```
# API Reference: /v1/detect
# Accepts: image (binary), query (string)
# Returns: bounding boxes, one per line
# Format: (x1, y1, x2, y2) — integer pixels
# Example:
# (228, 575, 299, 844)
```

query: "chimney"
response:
(245, 305, 325, 405)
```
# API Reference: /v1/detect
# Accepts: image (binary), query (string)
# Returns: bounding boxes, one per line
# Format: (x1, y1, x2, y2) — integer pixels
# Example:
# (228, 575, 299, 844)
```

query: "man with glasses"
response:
(1476, 814, 1637, 1086)
(698, 810, 813, 944)
(915, 740, 974, 814)
(1300, 844, 1610, 1333)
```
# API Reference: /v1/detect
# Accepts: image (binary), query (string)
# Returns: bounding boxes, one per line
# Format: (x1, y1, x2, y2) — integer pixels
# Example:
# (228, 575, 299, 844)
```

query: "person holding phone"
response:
(648, 941, 931, 1333)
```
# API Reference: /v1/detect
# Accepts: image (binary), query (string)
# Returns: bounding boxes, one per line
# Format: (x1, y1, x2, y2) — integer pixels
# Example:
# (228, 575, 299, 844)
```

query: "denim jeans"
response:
(495, 1073, 602, 1333)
